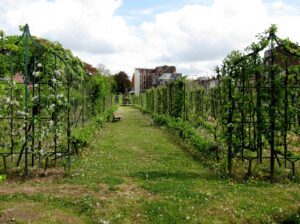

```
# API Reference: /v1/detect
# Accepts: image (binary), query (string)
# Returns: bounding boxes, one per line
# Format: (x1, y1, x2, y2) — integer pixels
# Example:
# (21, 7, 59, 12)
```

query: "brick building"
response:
(133, 65, 179, 94)
(264, 45, 300, 68)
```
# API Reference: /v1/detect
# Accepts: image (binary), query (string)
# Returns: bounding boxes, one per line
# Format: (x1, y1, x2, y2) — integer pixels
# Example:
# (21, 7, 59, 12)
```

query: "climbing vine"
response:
(133, 26, 300, 179)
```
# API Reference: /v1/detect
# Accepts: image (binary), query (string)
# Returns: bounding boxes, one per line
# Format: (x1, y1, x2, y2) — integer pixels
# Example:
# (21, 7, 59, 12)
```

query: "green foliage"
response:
(71, 106, 117, 151)
(87, 74, 113, 115)
(133, 76, 221, 160)
(113, 71, 131, 94)
(0, 174, 6, 182)
(134, 26, 300, 179)
(0, 27, 117, 175)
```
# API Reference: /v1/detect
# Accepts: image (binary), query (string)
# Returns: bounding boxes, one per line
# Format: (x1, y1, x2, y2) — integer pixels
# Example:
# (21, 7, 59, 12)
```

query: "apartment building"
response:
(133, 65, 180, 94)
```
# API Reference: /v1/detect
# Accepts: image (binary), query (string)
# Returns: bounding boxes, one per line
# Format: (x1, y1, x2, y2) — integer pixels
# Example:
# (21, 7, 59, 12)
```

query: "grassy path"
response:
(0, 106, 299, 223)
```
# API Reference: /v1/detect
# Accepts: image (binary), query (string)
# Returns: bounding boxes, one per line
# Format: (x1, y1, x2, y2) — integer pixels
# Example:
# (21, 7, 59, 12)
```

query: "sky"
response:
(0, 0, 300, 78)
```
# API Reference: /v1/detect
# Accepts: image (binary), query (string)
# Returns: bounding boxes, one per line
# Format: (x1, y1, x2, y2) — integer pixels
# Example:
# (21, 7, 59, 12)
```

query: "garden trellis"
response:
(221, 26, 300, 178)
(0, 25, 113, 177)
(133, 26, 300, 179)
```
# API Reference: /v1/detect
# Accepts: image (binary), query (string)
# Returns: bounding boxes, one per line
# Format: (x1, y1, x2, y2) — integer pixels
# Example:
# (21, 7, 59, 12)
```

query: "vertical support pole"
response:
(104, 96, 106, 112)
(183, 81, 187, 121)
(241, 67, 245, 161)
(255, 65, 263, 164)
(284, 59, 289, 168)
(53, 55, 57, 165)
(168, 83, 172, 116)
(38, 57, 43, 168)
(82, 81, 85, 125)
(9, 56, 14, 163)
(31, 58, 36, 168)
(269, 38, 276, 180)
(227, 74, 234, 176)
(67, 68, 71, 172)
(24, 24, 29, 177)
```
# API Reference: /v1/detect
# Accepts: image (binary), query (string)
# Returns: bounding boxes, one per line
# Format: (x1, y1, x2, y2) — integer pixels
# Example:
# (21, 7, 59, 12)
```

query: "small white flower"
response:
(49, 120, 54, 127)
(227, 123, 234, 127)
(54, 70, 61, 76)
(21, 137, 26, 143)
(17, 110, 27, 116)
(35, 71, 41, 77)
(49, 104, 55, 110)
(5, 97, 11, 104)
(12, 100, 19, 106)
(37, 63, 42, 68)
(32, 96, 38, 102)
(48, 94, 54, 100)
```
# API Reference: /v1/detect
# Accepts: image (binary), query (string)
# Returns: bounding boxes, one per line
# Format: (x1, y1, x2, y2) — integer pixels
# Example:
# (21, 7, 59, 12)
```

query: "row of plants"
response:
(137, 104, 216, 151)
(133, 26, 300, 180)
(0, 25, 117, 177)
(71, 106, 118, 153)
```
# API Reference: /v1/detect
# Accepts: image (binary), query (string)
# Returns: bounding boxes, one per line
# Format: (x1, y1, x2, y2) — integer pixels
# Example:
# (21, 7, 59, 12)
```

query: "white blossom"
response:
(57, 93, 64, 98)
(54, 70, 61, 76)
(5, 97, 11, 104)
(48, 94, 54, 100)
(32, 96, 38, 102)
(49, 104, 55, 110)
(11, 100, 19, 106)
(21, 137, 26, 143)
(35, 71, 41, 77)
(17, 110, 27, 116)
(39, 149, 45, 156)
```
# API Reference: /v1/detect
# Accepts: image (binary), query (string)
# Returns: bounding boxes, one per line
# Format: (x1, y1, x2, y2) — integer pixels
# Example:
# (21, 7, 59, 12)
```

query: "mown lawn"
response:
(0, 106, 299, 223)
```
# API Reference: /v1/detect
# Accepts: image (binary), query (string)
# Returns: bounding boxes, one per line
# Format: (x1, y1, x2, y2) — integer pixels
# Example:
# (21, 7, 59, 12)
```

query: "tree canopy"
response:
(113, 71, 132, 94)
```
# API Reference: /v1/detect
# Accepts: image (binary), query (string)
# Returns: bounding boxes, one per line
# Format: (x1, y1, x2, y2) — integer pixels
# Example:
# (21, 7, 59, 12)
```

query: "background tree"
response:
(114, 71, 132, 94)
(97, 63, 111, 76)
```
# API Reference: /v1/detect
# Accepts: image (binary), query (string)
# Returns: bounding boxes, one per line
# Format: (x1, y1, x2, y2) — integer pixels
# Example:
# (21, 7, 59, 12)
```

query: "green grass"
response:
(0, 106, 299, 223)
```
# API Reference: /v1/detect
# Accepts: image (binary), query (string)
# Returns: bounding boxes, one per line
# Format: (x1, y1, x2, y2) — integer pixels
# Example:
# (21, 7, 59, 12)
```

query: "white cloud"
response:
(0, 0, 141, 74)
(2, 0, 134, 52)
(0, 0, 300, 77)
(139, 0, 300, 76)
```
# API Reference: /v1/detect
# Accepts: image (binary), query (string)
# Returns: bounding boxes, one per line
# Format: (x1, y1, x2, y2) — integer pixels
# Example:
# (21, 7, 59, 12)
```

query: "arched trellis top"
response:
(18, 24, 76, 79)
(229, 26, 300, 69)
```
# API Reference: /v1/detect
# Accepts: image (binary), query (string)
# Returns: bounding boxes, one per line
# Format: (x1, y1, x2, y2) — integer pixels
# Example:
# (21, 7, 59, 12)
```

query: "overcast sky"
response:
(0, 0, 300, 77)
